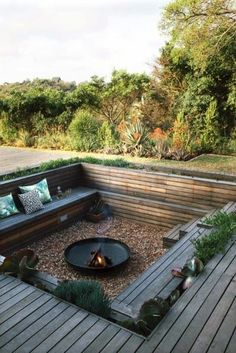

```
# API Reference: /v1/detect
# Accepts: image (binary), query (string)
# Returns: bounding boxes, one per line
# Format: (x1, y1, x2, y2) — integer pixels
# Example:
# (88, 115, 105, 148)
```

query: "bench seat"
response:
(0, 186, 98, 254)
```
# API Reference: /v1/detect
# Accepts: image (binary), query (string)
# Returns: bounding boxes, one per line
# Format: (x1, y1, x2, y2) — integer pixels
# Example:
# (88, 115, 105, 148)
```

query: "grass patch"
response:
(0, 157, 130, 181)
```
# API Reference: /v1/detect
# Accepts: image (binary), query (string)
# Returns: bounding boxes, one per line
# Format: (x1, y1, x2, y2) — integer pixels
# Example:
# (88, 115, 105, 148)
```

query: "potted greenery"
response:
(86, 199, 111, 223)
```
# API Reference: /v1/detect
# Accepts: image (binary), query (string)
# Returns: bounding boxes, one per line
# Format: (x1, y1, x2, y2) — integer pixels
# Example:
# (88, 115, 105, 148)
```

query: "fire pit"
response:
(64, 237, 130, 273)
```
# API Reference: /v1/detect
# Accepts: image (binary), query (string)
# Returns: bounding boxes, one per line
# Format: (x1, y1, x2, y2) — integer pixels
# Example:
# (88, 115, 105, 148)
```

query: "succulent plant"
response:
(171, 256, 204, 290)
(121, 297, 169, 336)
(182, 257, 204, 277)
(138, 297, 169, 330)
(169, 289, 180, 306)
(0, 249, 39, 280)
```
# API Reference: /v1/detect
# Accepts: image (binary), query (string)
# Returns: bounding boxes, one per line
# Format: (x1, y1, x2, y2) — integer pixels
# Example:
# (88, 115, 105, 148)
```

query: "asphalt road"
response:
(0, 146, 77, 175)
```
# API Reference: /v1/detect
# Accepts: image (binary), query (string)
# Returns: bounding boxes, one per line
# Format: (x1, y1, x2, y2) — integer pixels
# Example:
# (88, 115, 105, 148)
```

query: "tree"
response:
(152, 0, 236, 148)
(91, 70, 150, 124)
(161, 0, 236, 69)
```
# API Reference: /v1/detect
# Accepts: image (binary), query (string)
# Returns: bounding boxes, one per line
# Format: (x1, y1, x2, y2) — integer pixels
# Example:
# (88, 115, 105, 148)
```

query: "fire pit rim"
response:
(64, 237, 130, 273)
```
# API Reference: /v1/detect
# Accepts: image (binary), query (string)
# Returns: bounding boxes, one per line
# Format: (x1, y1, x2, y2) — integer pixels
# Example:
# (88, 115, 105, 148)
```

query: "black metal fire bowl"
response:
(64, 237, 130, 274)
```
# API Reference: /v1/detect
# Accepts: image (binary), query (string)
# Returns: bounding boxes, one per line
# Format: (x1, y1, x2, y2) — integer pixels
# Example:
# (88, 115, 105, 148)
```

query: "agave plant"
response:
(123, 119, 149, 156)
(0, 249, 39, 280)
(171, 257, 204, 290)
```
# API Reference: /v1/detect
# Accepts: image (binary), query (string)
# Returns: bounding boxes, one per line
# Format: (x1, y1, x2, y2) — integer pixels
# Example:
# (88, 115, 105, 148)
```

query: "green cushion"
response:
(0, 193, 20, 219)
(19, 178, 52, 204)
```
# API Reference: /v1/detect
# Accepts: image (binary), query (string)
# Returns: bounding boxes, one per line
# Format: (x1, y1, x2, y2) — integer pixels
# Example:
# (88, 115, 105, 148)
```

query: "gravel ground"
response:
(28, 217, 167, 299)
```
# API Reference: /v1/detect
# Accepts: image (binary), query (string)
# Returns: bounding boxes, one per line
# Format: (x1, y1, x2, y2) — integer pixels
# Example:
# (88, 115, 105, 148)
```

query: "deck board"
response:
(225, 328, 236, 353)
(66, 319, 109, 353)
(31, 309, 89, 353)
(49, 315, 99, 353)
(0, 297, 59, 349)
(82, 325, 120, 353)
(206, 297, 236, 353)
(0, 291, 46, 334)
(99, 330, 132, 353)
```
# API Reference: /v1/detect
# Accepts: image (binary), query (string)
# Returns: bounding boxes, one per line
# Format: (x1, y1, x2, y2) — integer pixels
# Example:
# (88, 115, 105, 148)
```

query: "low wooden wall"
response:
(82, 163, 236, 226)
(0, 163, 83, 199)
(1, 163, 235, 232)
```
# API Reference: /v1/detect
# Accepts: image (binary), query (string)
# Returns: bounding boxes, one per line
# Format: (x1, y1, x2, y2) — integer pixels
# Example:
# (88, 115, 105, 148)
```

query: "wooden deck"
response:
(1, 207, 235, 352)
(0, 244, 235, 352)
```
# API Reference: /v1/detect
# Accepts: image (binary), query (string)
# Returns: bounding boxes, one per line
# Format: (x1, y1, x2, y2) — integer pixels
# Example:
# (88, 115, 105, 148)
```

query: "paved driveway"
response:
(0, 146, 77, 175)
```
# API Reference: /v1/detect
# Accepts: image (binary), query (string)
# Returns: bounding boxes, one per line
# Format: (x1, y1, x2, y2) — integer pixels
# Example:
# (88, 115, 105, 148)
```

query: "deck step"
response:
(163, 224, 183, 248)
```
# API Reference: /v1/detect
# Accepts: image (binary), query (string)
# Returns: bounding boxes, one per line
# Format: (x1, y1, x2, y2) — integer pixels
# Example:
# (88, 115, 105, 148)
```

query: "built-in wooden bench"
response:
(0, 164, 98, 253)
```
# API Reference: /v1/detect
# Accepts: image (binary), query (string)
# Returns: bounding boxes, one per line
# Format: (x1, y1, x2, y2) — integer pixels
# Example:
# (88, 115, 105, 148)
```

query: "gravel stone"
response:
(28, 217, 167, 299)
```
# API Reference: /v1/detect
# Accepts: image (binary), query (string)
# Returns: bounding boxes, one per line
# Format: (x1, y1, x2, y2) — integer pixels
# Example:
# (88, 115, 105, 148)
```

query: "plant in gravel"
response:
(53, 280, 111, 318)
(0, 249, 39, 280)
(193, 211, 236, 264)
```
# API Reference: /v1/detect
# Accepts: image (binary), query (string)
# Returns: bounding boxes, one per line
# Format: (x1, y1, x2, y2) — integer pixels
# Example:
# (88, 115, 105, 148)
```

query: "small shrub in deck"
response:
(53, 280, 111, 318)
(193, 211, 236, 264)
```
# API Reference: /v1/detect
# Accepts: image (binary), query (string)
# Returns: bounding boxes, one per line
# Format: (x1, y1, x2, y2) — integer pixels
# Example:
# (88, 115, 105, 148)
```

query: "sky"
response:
(0, 0, 169, 84)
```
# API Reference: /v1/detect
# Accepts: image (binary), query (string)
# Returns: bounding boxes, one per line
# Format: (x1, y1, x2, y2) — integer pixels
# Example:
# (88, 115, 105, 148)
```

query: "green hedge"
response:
(0, 157, 131, 181)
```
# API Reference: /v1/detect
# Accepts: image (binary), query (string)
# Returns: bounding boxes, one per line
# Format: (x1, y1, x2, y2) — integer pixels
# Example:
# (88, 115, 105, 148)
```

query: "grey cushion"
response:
(18, 189, 44, 214)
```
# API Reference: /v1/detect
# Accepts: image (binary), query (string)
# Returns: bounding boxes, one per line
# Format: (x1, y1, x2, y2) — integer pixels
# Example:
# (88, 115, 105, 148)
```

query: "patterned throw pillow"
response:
(18, 189, 44, 214)
(0, 193, 20, 219)
(19, 178, 52, 204)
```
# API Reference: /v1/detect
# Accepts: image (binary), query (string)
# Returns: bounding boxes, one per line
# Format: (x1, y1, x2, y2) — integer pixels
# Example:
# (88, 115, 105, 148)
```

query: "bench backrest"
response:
(0, 163, 82, 205)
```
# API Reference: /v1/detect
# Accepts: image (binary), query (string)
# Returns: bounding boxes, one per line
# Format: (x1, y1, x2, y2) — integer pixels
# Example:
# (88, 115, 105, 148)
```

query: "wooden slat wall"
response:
(100, 191, 205, 228)
(81, 163, 236, 209)
(0, 163, 82, 198)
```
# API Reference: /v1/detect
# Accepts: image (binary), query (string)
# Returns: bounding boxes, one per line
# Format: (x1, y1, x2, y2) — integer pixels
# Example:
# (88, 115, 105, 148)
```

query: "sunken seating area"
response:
(1, 162, 236, 253)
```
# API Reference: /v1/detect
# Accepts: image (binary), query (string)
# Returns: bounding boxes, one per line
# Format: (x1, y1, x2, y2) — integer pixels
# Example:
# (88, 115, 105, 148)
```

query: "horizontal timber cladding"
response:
(81, 163, 236, 209)
(0, 163, 83, 198)
(0, 196, 95, 254)
(100, 191, 206, 227)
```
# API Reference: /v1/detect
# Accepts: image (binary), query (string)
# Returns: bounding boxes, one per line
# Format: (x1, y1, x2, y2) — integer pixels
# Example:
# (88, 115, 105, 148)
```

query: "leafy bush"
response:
(227, 128, 236, 154)
(69, 110, 101, 151)
(36, 130, 70, 150)
(0, 113, 18, 143)
(14, 129, 35, 147)
(170, 113, 192, 160)
(98, 121, 120, 153)
(53, 280, 111, 318)
(149, 128, 171, 159)
(198, 100, 220, 152)
(194, 211, 236, 264)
